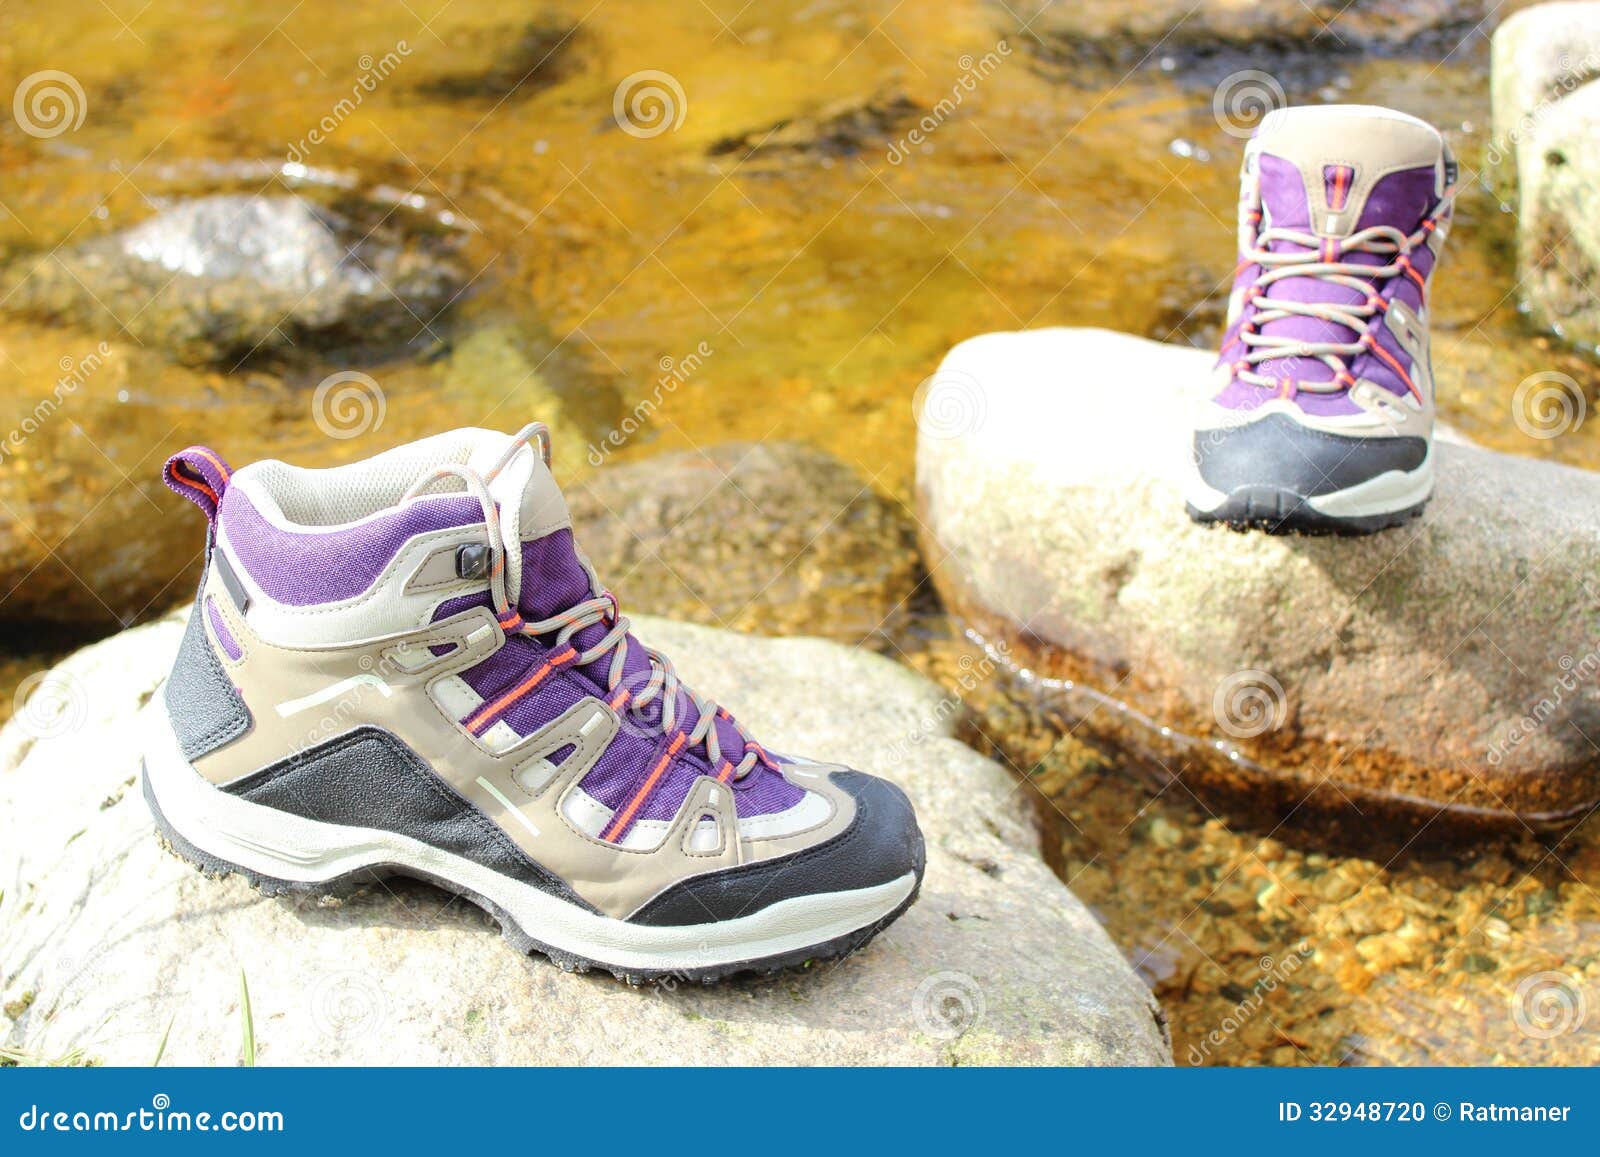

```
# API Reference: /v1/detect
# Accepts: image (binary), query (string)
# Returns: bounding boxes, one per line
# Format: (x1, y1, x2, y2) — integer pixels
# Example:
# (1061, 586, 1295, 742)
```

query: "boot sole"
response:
(141, 707, 919, 986)
(1186, 488, 1429, 536)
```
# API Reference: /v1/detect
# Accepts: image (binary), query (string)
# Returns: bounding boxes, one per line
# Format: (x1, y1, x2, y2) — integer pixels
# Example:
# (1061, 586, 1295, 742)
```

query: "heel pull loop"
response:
(162, 446, 233, 523)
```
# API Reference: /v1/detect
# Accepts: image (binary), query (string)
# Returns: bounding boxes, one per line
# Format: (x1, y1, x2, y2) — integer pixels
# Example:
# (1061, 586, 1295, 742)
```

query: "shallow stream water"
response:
(3, 0, 1599, 1064)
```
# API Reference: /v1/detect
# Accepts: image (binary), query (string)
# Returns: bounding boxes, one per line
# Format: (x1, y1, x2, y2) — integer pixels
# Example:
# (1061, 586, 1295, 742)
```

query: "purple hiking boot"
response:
(1185, 105, 1457, 534)
(145, 424, 923, 983)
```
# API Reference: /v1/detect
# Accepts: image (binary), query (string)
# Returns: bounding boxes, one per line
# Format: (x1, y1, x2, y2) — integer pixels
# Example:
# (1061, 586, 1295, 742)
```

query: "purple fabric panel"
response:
(631, 749, 803, 823)
(579, 729, 668, 809)
(459, 635, 541, 700)
(626, 754, 709, 823)
(578, 737, 803, 826)
(727, 763, 805, 816)
(518, 530, 595, 622)
(204, 595, 242, 661)
(517, 531, 685, 722)
(1209, 379, 1272, 412)
(1258, 153, 1309, 228)
(1390, 276, 1424, 315)
(164, 446, 232, 522)
(711, 713, 750, 766)
(440, 522, 802, 833)
(434, 591, 490, 620)
(1407, 237, 1437, 282)
(498, 664, 589, 737)
(1216, 260, 1259, 365)
(1211, 378, 1365, 418)
(1353, 165, 1438, 233)
(517, 532, 653, 688)
(1253, 154, 1333, 385)
(1233, 157, 1438, 395)
(221, 489, 483, 607)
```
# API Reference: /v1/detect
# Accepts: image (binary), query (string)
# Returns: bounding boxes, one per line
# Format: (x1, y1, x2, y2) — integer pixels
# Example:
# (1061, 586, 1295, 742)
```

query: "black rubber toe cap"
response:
(626, 770, 926, 927)
(1195, 412, 1426, 498)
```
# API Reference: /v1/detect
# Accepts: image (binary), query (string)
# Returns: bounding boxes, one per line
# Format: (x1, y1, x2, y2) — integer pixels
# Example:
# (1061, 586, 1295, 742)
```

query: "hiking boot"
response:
(1185, 104, 1457, 534)
(145, 424, 924, 983)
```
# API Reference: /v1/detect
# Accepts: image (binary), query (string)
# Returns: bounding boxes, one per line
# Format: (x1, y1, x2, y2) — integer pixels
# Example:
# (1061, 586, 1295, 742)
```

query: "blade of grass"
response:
(0, 1043, 88, 1067)
(151, 1014, 174, 1067)
(238, 971, 255, 1068)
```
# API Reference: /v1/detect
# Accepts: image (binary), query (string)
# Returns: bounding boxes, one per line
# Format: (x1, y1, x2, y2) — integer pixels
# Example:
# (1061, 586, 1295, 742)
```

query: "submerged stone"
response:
(566, 441, 927, 648)
(0, 194, 467, 368)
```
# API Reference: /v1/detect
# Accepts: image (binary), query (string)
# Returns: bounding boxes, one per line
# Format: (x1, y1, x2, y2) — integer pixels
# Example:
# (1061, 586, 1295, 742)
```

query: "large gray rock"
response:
(916, 328, 1600, 834)
(0, 611, 1168, 1066)
(1, 195, 465, 367)
(1490, 2, 1600, 344)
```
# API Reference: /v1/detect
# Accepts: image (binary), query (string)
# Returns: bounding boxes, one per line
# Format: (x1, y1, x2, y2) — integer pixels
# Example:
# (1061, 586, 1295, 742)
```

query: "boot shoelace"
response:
(1230, 191, 1454, 401)
(401, 422, 772, 785)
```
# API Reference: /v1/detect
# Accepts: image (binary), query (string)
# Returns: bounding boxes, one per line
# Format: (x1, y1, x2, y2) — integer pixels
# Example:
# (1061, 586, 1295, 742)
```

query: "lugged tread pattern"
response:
(1186, 488, 1428, 537)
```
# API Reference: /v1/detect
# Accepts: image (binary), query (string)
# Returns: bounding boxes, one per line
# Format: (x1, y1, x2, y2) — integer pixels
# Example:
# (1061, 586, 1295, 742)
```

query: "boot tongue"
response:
(482, 443, 602, 641)
(1252, 105, 1444, 238)
(492, 444, 731, 753)
(1248, 105, 1446, 386)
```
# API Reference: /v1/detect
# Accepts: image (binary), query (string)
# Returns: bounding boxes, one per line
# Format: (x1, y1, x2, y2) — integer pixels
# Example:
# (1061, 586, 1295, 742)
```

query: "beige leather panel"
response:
(1252, 111, 1443, 238)
(192, 571, 855, 918)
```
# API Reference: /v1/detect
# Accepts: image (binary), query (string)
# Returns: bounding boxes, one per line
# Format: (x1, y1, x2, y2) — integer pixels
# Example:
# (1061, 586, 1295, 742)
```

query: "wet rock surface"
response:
(567, 441, 928, 648)
(707, 94, 923, 164)
(1011, 0, 1496, 67)
(1490, 1, 1600, 345)
(0, 612, 1170, 1067)
(916, 328, 1600, 833)
(414, 19, 585, 104)
(1, 195, 467, 368)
